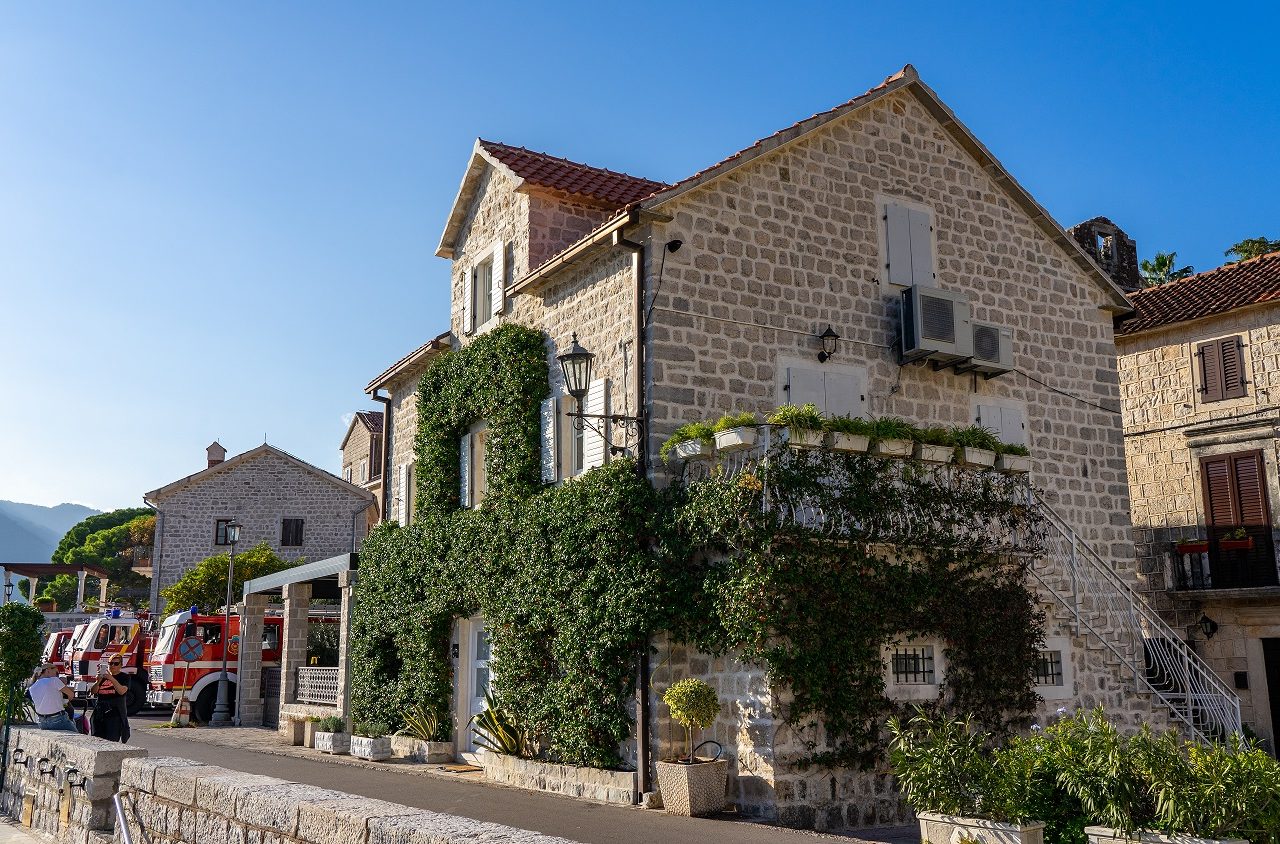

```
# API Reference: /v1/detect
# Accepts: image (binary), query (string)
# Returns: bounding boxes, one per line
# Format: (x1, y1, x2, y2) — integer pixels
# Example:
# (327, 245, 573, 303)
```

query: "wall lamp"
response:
(556, 333, 644, 456)
(817, 326, 840, 363)
(1198, 614, 1219, 640)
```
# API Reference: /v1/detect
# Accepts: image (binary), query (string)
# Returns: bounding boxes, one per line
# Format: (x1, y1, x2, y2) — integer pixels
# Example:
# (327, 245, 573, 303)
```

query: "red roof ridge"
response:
(478, 139, 667, 192)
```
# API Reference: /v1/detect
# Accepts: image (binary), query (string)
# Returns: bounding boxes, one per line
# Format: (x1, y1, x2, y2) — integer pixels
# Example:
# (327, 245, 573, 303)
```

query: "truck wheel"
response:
(194, 684, 236, 723)
(126, 677, 147, 716)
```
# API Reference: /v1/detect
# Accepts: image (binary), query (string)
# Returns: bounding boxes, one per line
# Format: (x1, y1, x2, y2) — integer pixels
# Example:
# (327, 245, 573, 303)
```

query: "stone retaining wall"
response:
(482, 753, 635, 806)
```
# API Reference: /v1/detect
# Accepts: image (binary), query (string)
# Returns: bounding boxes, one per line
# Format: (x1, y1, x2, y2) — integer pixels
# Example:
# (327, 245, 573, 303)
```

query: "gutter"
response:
(509, 207, 671, 297)
(371, 391, 393, 523)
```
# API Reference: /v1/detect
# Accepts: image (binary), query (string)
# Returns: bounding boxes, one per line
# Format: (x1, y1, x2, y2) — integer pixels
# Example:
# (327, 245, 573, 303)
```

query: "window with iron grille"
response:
(1035, 649, 1064, 686)
(214, 519, 234, 546)
(891, 645, 935, 685)
(281, 518, 304, 547)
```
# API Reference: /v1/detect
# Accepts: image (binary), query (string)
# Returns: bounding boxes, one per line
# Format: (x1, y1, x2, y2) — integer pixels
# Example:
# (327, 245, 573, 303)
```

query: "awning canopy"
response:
(0, 563, 111, 579)
(242, 553, 357, 602)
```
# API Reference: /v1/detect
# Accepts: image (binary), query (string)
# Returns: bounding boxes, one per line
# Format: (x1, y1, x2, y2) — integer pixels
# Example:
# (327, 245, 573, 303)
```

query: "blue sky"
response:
(2, 1, 1276, 510)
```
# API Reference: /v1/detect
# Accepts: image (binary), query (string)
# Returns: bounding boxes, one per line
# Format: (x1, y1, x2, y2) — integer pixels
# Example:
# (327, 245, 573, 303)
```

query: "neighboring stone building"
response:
(144, 442, 375, 610)
(1116, 250, 1280, 751)
(339, 410, 384, 529)
(364, 330, 450, 525)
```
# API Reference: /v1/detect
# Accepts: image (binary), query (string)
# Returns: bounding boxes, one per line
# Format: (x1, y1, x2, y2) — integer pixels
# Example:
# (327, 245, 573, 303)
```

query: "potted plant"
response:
(712, 412, 760, 453)
(870, 417, 916, 457)
(824, 415, 872, 453)
(768, 404, 826, 448)
(313, 715, 350, 755)
(996, 442, 1032, 474)
(661, 421, 716, 462)
(303, 715, 320, 748)
(952, 425, 1000, 468)
(35, 596, 57, 613)
(391, 704, 453, 763)
(914, 427, 956, 464)
(1218, 528, 1255, 552)
(351, 721, 393, 761)
(656, 679, 727, 817)
(1175, 534, 1211, 555)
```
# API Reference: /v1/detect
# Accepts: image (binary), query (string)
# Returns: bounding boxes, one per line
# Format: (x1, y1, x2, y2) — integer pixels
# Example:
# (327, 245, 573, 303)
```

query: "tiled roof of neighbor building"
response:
(477, 140, 668, 208)
(354, 410, 383, 432)
(1117, 252, 1280, 336)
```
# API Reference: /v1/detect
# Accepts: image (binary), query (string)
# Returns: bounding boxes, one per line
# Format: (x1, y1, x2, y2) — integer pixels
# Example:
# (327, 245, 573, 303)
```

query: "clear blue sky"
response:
(2, 2, 1276, 510)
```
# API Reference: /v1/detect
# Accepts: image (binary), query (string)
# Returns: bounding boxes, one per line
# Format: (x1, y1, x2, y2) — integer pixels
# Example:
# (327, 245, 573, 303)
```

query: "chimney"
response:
(207, 441, 227, 468)
(1067, 216, 1141, 292)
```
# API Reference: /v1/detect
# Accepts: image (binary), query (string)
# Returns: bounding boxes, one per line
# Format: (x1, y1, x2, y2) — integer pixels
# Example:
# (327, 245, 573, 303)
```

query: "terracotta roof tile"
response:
(354, 410, 383, 432)
(1117, 252, 1280, 336)
(478, 140, 667, 208)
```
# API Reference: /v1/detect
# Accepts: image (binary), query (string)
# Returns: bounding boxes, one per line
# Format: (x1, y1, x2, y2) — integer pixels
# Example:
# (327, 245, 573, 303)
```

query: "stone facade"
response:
(482, 753, 635, 806)
(1117, 301, 1280, 749)
(340, 412, 383, 529)
(145, 444, 375, 611)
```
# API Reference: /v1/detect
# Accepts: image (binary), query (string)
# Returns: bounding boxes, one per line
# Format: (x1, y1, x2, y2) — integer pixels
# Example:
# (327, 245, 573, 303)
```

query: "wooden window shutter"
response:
(463, 267, 475, 335)
(1233, 453, 1269, 526)
(540, 397, 559, 483)
(1201, 456, 1236, 527)
(884, 203, 913, 286)
(1198, 340, 1224, 402)
(907, 207, 935, 286)
(1221, 337, 1247, 399)
(582, 379, 609, 471)
(491, 241, 506, 317)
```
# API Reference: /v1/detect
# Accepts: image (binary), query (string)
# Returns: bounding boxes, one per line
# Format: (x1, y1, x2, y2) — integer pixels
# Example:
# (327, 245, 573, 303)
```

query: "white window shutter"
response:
(459, 433, 472, 508)
(885, 203, 913, 286)
(824, 372, 864, 419)
(392, 464, 403, 521)
(787, 367, 826, 412)
(975, 403, 1000, 434)
(540, 397, 559, 483)
(583, 378, 609, 471)
(399, 463, 411, 522)
(907, 208, 935, 286)
(1000, 406, 1027, 447)
(463, 267, 475, 335)
(491, 241, 506, 317)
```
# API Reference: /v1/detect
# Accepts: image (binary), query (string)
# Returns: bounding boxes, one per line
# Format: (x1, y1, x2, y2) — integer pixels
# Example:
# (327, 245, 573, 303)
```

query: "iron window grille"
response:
(891, 645, 936, 685)
(1035, 650, 1064, 686)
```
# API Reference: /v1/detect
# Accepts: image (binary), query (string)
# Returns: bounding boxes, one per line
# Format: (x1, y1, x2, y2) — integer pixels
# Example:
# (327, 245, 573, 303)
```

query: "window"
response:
(359, 460, 368, 483)
(214, 519, 234, 546)
(883, 638, 945, 700)
(1198, 336, 1247, 403)
(473, 259, 494, 328)
(200, 623, 222, 645)
(1195, 450, 1277, 589)
(281, 519, 305, 547)
(779, 361, 866, 419)
(370, 436, 383, 480)
(880, 198, 935, 287)
(343, 466, 352, 483)
(1035, 636, 1074, 700)
(1034, 650, 1064, 686)
(891, 645, 936, 685)
(460, 423, 489, 508)
(261, 625, 280, 650)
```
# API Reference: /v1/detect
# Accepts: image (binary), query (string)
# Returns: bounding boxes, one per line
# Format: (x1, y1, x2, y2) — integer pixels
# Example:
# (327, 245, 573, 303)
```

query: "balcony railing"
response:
(295, 666, 339, 706)
(1174, 525, 1278, 590)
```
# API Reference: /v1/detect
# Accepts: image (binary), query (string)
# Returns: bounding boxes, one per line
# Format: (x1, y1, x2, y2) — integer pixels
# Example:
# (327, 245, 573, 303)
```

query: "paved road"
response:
(128, 716, 916, 844)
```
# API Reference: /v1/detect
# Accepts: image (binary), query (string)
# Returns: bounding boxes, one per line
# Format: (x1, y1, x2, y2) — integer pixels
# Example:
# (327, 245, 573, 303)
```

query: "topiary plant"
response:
(662, 678, 721, 763)
(767, 403, 824, 431)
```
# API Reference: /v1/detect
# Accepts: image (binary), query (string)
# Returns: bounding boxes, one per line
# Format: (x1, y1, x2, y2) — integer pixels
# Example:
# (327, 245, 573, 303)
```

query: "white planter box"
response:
(781, 427, 826, 448)
(714, 426, 757, 452)
(918, 811, 1046, 844)
(389, 735, 454, 763)
(959, 446, 997, 467)
(350, 735, 393, 761)
(829, 432, 870, 453)
(314, 731, 350, 755)
(915, 443, 955, 464)
(873, 438, 914, 458)
(997, 454, 1032, 474)
(673, 439, 714, 461)
(1085, 826, 1249, 844)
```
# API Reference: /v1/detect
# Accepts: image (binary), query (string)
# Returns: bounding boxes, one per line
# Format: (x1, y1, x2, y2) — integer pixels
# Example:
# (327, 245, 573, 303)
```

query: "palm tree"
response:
(1139, 252, 1194, 287)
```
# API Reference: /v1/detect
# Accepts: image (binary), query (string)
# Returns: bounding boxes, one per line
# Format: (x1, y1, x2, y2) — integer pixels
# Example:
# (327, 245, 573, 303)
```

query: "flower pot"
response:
(655, 758, 728, 817)
(714, 426, 758, 453)
(351, 735, 392, 761)
(673, 440, 714, 461)
(1084, 826, 1249, 844)
(35, 599, 57, 612)
(958, 446, 997, 468)
(303, 719, 318, 748)
(914, 443, 955, 464)
(1176, 541, 1210, 555)
(781, 427, 826, 449)
(872, 438, 913, 458)
(829, 432, 871, 453)
(314, 731, 350, 755)
(996, 453, 1032, 474)
(1219, 537, 1255, 551)
(918, 812, 1046, 844)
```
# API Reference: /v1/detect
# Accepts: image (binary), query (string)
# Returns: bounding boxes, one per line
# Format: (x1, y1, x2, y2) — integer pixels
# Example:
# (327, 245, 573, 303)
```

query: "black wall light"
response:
(1198, 614, 1219, 639)
(817, 326, 840, 363)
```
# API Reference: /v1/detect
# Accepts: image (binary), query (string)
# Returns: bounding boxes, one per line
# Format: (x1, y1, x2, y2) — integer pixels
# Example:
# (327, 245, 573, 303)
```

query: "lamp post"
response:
(556, 333, 645, 462)
(209, 522, 240, 726)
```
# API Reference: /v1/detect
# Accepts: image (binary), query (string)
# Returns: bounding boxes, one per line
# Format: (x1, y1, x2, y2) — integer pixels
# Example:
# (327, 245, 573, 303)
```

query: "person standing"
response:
(91, 654, 131, 743)
(27, 663, 76, 732)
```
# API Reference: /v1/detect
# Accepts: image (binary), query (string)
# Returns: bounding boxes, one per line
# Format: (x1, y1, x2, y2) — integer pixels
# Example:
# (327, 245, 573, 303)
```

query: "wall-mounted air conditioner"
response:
(900, 285, 973, 364)
(968, 321, 1014, 376)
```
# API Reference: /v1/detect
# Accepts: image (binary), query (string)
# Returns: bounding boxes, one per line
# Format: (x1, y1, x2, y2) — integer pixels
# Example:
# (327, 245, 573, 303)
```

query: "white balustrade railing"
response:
(295, 666, 339, 706)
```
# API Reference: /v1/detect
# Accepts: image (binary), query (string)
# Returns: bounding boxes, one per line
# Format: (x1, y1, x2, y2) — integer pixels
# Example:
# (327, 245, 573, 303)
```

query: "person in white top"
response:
(27, 663, 76, 732)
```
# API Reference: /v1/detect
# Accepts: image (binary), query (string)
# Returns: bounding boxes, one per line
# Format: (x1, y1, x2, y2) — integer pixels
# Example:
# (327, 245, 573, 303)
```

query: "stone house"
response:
(339, 410, 384, 529)
(144, 441, 376, 611)
(1116, 249, 1280, 750)
(383, 65, 1233, 828)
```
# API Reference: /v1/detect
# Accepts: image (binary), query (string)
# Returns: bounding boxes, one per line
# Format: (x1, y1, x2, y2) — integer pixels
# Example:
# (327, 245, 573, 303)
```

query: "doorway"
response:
(454, 616, 491, 763)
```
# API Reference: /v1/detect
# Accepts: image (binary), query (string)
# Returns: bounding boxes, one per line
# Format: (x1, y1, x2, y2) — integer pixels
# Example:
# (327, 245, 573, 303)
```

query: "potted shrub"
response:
(712, 412, 760, 453)
(656, 679, 727, 817)
(952, 425, 999, 468)
(391, 704, 453, 763)
(661, 421, 716, 462)
(825, 415, 872, 453)
(351, 721, 393, 761)
(35, 596, 57, 613)
(914, 427, 956, 464)
(313, 715, 350, 755)
(870, 417, 916, 457)
(1218, 528, 1255, 552)
(996, 442, 1032, 474)
(768, 404, 826, 448)
(1175, 535, 1211, 555)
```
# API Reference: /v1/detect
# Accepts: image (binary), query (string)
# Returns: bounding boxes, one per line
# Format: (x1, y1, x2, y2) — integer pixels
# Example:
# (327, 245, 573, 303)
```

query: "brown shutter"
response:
(1233, 453, 1269, 526)
(1202, 456, 1236, 527)
(1199, 340, 1224, 402)
(1221, 337, 1247, 399)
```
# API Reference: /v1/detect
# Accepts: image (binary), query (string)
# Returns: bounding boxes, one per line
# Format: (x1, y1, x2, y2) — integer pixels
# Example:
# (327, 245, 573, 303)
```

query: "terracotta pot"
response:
(1219, 537, 1254, 551)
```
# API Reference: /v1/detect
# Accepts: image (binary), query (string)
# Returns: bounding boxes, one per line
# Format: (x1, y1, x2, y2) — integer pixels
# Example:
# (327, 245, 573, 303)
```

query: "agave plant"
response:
(470, 691, 534, 757)
(396, 703, 441, 742)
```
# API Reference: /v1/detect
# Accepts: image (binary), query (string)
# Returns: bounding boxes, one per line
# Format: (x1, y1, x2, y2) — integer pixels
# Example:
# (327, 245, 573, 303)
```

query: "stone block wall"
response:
(482, 753, 634, 806)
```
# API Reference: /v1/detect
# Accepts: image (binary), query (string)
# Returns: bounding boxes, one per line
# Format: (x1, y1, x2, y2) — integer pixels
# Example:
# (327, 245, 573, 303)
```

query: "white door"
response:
(456, 617, 491, 762)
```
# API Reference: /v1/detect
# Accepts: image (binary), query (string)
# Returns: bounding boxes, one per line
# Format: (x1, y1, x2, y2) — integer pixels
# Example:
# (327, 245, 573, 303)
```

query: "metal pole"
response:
(113, 793, 137, 844)
(210, 539, 237, 726)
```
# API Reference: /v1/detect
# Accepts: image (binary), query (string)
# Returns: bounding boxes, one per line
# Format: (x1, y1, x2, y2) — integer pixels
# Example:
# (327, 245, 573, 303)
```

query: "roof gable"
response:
(339, 411, 383, 452)
(1117, 251, 1280, 337)
(145, 443, 375, 502)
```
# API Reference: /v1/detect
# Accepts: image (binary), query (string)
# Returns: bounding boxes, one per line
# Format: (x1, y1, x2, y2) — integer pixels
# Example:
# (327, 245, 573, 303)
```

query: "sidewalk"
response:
(0, 818, 43, 844)
(128, 719, 918, 844)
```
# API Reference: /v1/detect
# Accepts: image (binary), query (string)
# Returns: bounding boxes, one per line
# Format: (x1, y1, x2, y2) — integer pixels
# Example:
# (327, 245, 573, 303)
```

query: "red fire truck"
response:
(147, 609, 284, 722)
(63, 610, 153, 714)
(40, 629, 74, 675)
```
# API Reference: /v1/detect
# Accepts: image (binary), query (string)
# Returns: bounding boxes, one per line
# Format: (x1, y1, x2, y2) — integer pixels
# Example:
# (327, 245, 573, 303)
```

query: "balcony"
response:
(1174, 525, 1278, 590)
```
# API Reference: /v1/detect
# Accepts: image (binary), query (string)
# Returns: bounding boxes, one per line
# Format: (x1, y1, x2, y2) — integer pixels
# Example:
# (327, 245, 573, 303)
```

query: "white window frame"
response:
(472, 258, 495, 333)
(882, 638, 946, 701)
(1035, 635, 1074, 701)
(774, 356, 868, 419)
(876, 195, 936, 288)
(463, 420, 489, 508)
(359, 459, 368, 483)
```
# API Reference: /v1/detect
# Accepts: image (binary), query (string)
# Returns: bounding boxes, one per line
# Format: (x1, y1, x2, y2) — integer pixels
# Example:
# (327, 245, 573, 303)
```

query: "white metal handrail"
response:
(295, 666, 339, 706)
(1030, 495, 1241, 743)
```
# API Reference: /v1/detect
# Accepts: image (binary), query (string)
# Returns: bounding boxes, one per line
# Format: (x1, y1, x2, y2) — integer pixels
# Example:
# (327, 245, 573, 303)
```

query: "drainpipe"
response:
(371, 390, 393, 523)
(612, 215, 652, 802)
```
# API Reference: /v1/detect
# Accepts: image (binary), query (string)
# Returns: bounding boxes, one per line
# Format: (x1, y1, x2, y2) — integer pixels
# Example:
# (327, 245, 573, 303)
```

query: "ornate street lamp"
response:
(816, 326, 840, 363)
(556, 334, 644, 458)
(209, 522, 240, 726)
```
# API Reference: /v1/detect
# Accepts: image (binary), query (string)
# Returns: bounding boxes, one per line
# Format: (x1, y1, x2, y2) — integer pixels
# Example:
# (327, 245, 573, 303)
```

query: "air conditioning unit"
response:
(900, 285, 973, 364)
(968, 321, 1014, 376)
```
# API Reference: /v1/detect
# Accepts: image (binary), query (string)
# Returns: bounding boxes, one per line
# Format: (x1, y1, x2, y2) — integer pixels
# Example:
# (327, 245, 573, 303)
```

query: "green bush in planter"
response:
(316, 715, 346, 734)
(712, 412, 758, 432)
(662, 678, 721, 762)
(660, 421, 717, 461)
(766, 403, 823, 431)
(354, 721, 390, 739)
(915, 426, 957, 447)
(996, 442, 1030, 457)
(868, 416, 917, 443)
(951, 425, 1001, 452)
(823, 415, 874, 436)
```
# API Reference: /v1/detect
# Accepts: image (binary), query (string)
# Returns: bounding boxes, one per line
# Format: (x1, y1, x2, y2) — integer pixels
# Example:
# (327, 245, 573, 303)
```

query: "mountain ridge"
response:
(0, 501, 102, 563)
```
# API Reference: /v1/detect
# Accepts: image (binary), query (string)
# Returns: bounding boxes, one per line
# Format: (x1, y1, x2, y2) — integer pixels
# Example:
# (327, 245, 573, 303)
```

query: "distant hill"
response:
(0, 501, 101, 563)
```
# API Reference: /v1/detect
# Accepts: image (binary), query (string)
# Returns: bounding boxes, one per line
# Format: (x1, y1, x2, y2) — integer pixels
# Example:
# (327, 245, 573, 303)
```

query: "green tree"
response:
(51, 508, 149, 563)
(44, 511, 155, 609)
(0, 603, 45, 721)
(1225, 236, 1280, 263)
(1139, 251, 1194, 287)
(160, 542, 300, 614)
